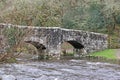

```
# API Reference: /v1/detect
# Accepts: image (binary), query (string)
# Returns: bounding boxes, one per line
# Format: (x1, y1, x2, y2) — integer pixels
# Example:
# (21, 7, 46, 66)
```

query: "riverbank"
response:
(88, 49, 120, 60)
(89, 49, 117, 59)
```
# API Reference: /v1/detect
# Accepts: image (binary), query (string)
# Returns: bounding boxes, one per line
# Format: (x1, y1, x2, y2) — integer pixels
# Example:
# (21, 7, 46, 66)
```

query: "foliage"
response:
(0, 26, 31, 62)
(3, 27, 25, 48)
(62, 0, 87, 29)
(89, 49, 116, 59)
(0, 0, 62, 26)
(86, 1, 106, 32)
(5, 57, 17, 63)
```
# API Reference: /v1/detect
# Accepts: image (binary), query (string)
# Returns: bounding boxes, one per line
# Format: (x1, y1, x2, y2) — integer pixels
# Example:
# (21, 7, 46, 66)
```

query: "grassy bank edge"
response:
(88, 49, 116, 59)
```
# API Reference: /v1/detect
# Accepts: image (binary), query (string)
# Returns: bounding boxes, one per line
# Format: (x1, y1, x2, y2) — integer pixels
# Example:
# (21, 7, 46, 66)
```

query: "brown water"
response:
(0, 59, 120, 80)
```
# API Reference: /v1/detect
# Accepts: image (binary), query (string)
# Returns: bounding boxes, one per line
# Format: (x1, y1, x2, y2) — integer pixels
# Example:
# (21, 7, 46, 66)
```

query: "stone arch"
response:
(25, 41, 47, 59)
(61, 40, 85, 57)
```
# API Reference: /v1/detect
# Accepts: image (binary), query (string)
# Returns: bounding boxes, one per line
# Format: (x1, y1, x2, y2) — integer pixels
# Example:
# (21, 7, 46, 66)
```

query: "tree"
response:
(86, 1, 106, 32)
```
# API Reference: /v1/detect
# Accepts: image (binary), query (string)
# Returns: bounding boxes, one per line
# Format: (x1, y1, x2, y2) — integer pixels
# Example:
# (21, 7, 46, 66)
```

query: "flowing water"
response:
(0, 59, 120, 80)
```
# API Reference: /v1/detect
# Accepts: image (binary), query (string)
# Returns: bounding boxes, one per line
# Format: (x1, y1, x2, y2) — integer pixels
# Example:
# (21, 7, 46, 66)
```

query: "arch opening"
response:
(25, 41, 46, 50)
(67, 41, 84, 49)
(61, 40, 85, 57)
(24, 41, 47, 60)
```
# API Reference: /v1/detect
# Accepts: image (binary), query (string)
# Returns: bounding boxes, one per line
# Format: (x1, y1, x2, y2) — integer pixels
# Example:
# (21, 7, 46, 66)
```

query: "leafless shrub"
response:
(0, 25, 32, 62)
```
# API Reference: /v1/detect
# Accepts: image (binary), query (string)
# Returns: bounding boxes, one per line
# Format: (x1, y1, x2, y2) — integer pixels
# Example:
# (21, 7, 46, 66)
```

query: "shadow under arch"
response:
(67, 40, 84, 49)
(61, 40, 85, 57)
(25, 41, 46, 50)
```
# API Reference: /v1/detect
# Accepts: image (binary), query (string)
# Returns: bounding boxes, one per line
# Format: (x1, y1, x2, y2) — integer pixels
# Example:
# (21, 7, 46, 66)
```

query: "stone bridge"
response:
(0, 24, 108, 59)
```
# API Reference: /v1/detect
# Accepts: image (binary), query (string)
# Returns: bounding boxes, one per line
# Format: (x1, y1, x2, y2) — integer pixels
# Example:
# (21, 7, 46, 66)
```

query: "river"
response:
(0, 59, 120, 80)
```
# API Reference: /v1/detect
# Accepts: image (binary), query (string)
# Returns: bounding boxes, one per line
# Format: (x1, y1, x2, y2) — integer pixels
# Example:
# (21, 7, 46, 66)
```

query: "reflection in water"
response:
(0, 59, 120, 80)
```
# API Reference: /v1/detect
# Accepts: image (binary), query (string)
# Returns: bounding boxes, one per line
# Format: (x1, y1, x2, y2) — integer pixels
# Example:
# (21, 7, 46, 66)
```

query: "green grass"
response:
(89, 49, 116, 59)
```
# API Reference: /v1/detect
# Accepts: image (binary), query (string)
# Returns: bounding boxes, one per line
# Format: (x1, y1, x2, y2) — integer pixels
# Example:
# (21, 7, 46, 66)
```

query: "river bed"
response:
(0, 59, 120, 80)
